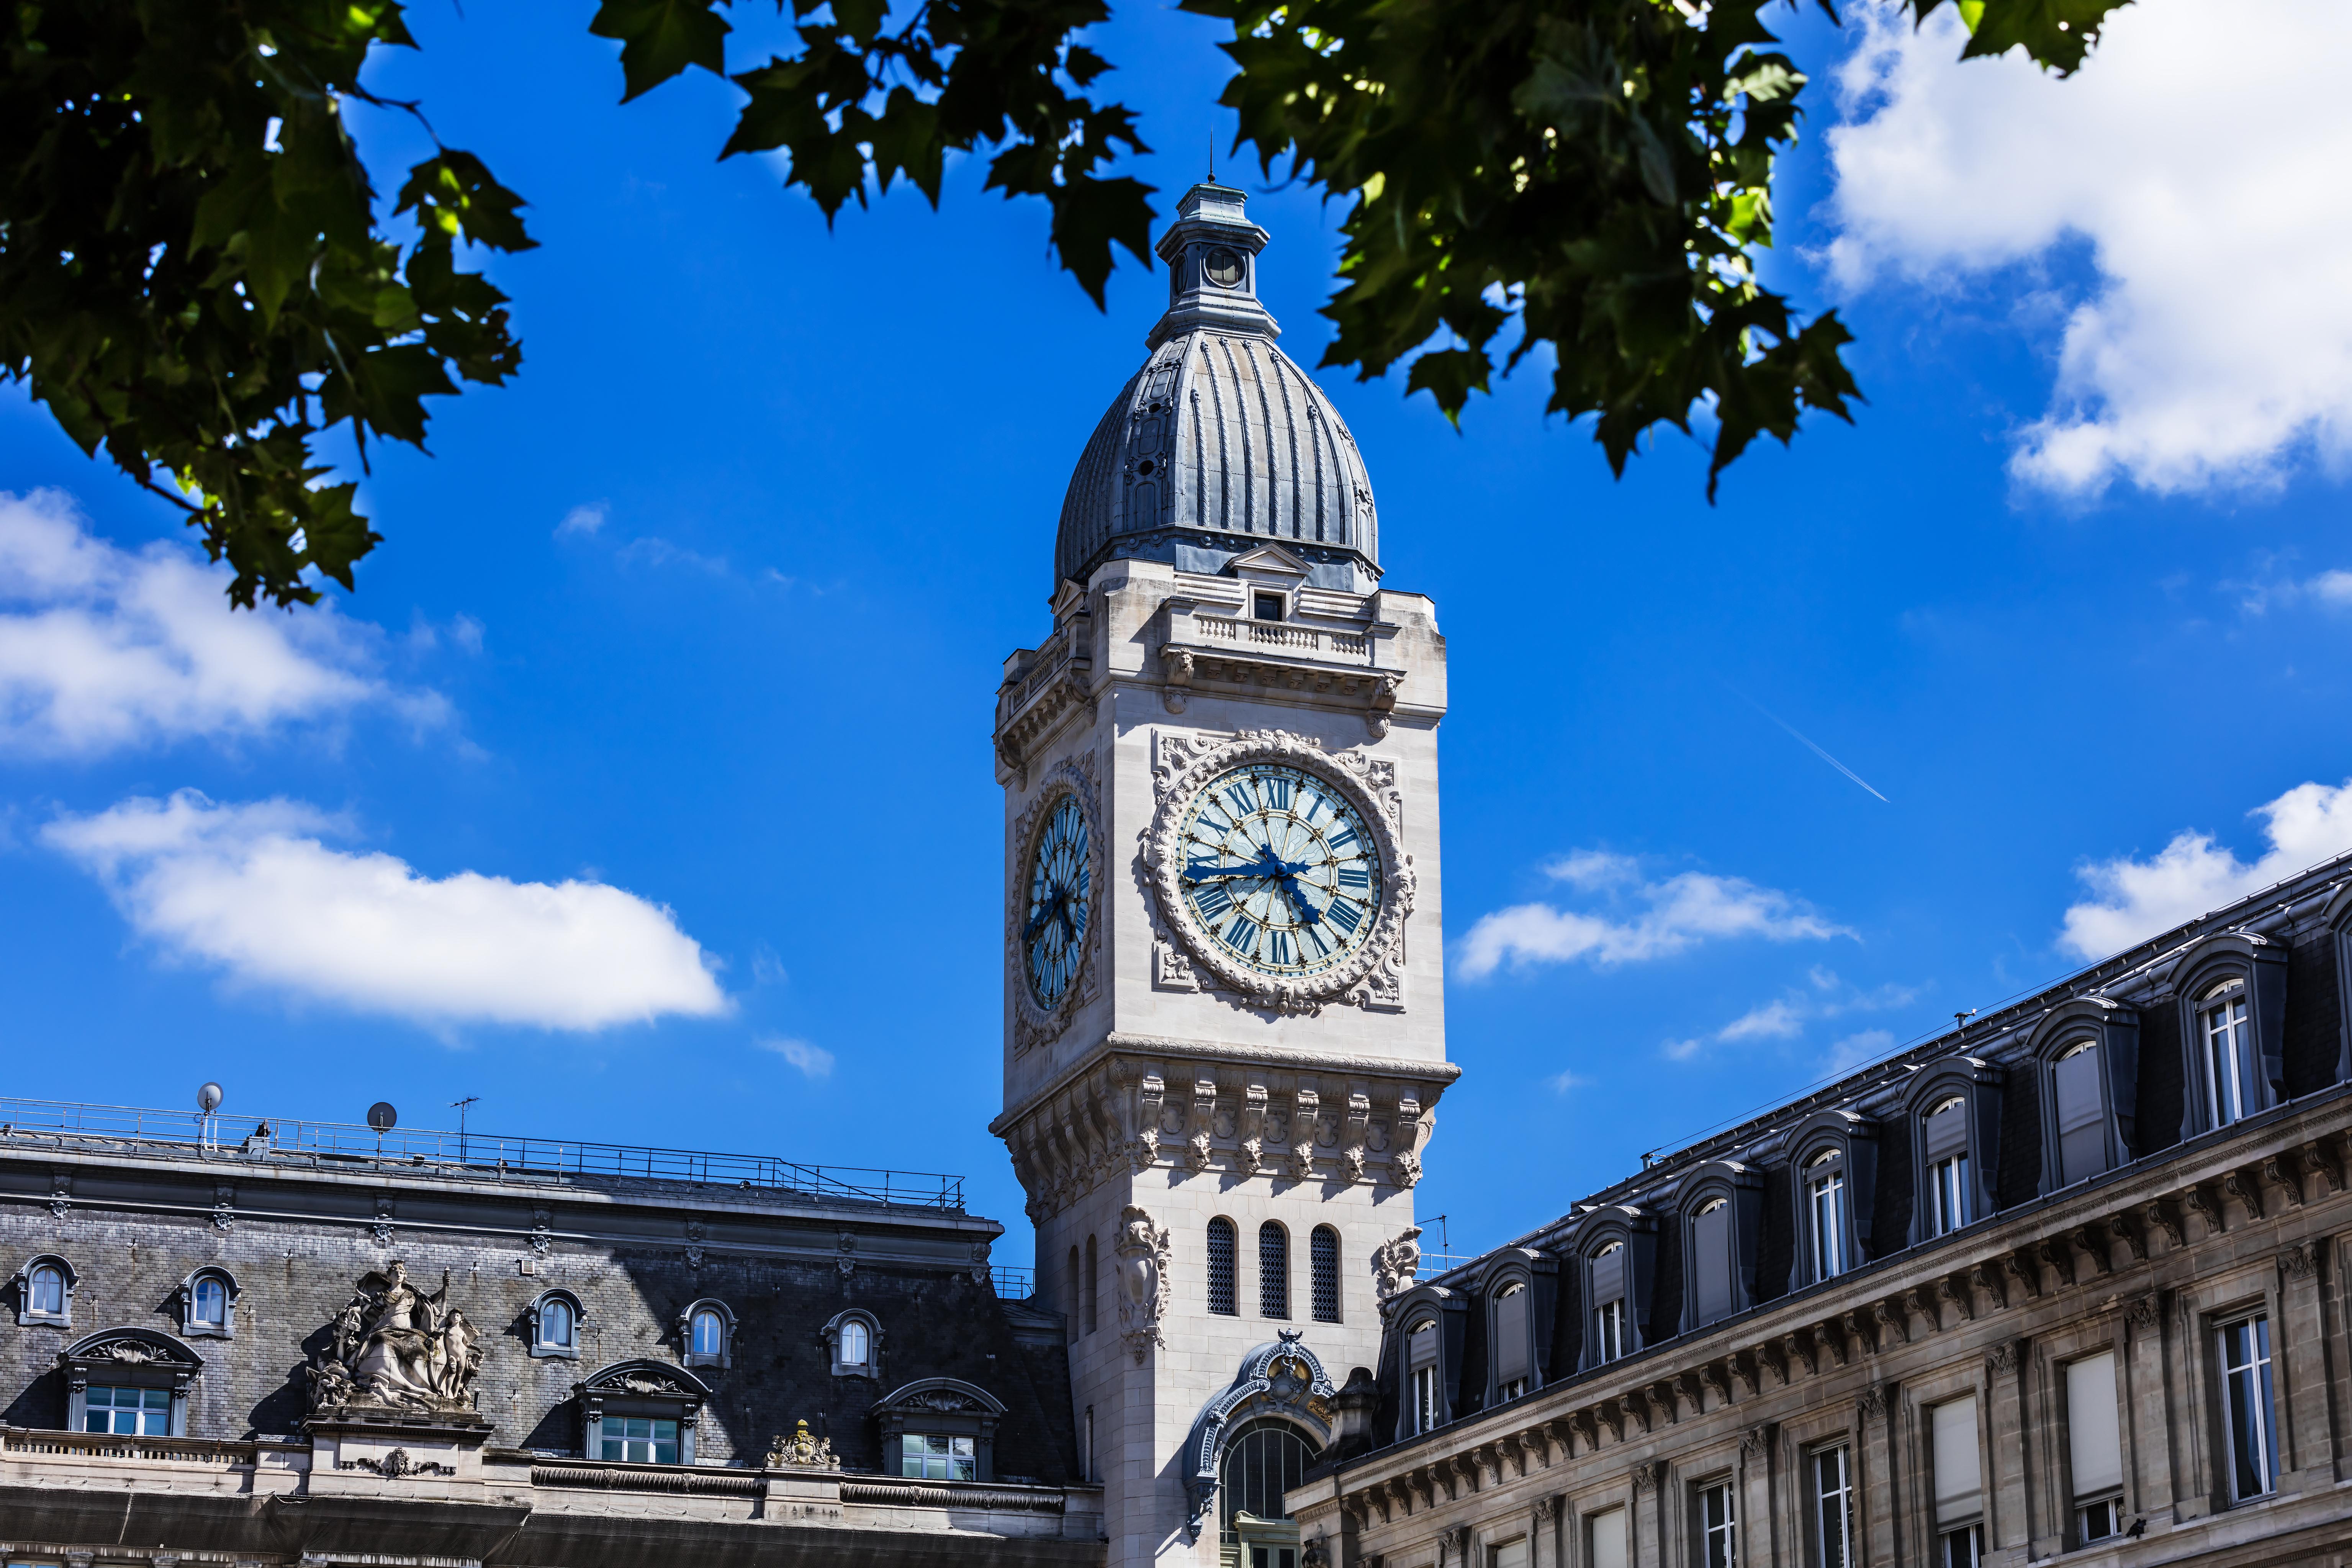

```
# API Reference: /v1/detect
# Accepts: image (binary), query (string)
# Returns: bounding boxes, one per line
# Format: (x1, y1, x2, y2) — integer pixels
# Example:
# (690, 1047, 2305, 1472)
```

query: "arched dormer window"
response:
(1386, 1283, 1465, 1441)
(874, 1377, 1007, 1483)
(823, 1308, 883, 1377)
(61, 1328, 201, 1437)
(576, 1360, 711, 1465)
(2029, 1000, 2140, 1195)
(177, 1266, 238, 1339)
(1473, 1248, 1558, 1407)
(12, 1254, 77, 1328)
(1905, 1058, 2003, 1247)
(679, 1299, 735, 1370)
(1784, 1109, 1878, 1293)
(530, 1289, 585, 1359)
(2169, 933, 2287, 1139)
(1574, 1207, 1656, 1373)
(1676, 1161, 1764, 1334)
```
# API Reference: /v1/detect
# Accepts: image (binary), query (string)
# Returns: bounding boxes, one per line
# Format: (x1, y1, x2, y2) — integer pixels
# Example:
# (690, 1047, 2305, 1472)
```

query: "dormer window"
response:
(824, 1308, 883, 1377)
(1924, 1097, 1972, 1236)
(17, 1255, 74, 1326)
(1253, 592, 1285, 622)
(531, 1290, 585, 1359)
(1494, 1283, 1529, 1401)
(176, 1267, 238, 1339)
(2201, 979, 2252, 1128)
(2032, 1002, 2139, 1196)
(679, 1299, 735, 1370)
(1788, 1110, 1878, 1289)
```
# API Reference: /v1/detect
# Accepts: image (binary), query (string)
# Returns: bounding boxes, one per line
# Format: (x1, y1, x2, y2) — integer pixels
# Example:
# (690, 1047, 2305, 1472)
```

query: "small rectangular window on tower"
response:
(1253, 592, 1285, 622)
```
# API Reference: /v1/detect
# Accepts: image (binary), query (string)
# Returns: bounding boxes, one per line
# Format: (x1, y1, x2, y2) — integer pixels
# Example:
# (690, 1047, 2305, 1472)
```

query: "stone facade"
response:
(0, 1132, 1101, 1563)
(1286, 859, 2352, 1568)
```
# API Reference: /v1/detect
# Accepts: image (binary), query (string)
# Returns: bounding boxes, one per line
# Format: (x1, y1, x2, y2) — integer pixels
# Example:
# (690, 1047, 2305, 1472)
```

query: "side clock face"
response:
(1023, 795, 1091, 1008)
(1177, 763, 1381, 976)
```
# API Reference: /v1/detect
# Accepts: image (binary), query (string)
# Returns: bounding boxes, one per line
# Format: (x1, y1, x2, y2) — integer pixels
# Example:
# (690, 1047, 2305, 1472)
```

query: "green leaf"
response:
(589, 0, 732, 100)
(1405, 347, 1492, 425)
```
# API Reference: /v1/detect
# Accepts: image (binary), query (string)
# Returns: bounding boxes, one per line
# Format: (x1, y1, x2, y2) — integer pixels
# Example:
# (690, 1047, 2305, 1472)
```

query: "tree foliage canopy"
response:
(1, 0, 2126, 609)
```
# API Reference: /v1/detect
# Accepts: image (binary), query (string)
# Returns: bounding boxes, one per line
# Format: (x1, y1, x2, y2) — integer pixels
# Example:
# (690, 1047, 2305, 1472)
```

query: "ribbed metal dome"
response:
(1053, 184, 1379, 592)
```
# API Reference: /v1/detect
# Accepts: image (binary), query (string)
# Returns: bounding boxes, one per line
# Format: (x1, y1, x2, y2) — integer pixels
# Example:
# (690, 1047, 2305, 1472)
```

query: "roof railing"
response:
(0, 1097, 965, 1211)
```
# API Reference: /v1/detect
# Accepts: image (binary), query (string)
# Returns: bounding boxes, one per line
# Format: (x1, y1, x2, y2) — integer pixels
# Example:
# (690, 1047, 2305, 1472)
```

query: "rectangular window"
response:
(2066, 1350, 2124, 1540)
(1254, 592, 1285, 622)
(1696, 1479, 1737, 1568)
(1810, 1171, 1845, 1281)
(2052, 1043, 2109, 1186)
(2205, 994, 2251, 1128)
(1937, 1525, 1983, 1568)
(1490, 1540, 1529, 1568)
(83, 1386, 169, 1437)
(1083, 1235, 1098, 1336)
(1494, 1284, 1530, 1395)
(1593, 1298, 1626, 1364)
(1586, 1507, 1629, 1568)
(1929, 1152, 1971, 1236)
(900, 1433, 977, 1481)
(1410, 1366, 1437, 1434)
(2218, 1314, 2279, 1502)
(1811, 1445, 1854, 1568)
(1931, 1396, 1984, 1540)
(1691, 1201, 1734, 1326)
(600, 1416, 679, 1464)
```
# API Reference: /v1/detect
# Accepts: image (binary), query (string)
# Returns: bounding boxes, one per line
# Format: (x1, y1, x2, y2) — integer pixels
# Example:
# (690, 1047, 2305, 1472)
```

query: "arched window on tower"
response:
(1083, 1234, 1098, 1336)
(1310, 1226, 1340, 1323)
(1066, 1245, 1081, 1335)
(1206, 1218, 1238, 1316)
(1259, 1223, 1290, 1319)
(1219, 1419, 1319, 1552)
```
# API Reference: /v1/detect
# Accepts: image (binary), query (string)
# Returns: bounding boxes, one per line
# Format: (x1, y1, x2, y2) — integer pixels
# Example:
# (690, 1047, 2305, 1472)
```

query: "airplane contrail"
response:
(1725, 684, 1891, 805)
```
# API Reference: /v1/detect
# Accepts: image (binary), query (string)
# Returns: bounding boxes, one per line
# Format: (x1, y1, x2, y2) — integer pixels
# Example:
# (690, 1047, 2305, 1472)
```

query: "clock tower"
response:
(992, 182, 1455, 1568)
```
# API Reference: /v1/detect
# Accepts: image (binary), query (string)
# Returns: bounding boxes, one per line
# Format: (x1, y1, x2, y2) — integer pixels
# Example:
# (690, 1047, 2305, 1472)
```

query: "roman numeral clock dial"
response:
(1177, 763, 1382, 977)
(1023, 795, 1091, 1009)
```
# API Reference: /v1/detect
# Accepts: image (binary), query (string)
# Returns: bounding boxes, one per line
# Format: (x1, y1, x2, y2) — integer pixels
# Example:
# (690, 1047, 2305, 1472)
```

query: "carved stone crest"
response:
(766, 1420, 841, 1471)
(1370, 1226, 1422, 1301)
(338, 1446, 454, 1480)
(303, 1260, 483, 1417)
(1142, 727, 1416, 1017)
(1115, 1204, 1174, 1363)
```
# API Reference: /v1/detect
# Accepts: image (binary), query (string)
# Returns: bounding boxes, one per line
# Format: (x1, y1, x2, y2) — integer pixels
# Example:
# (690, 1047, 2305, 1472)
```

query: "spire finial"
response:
(1208, 128, 1215, 184)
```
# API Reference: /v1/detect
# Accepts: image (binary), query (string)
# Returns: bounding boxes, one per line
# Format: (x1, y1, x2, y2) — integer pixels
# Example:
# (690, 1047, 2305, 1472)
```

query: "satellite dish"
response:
(367, 1102, 398, 1133)
(196, 1082, 224, 1114)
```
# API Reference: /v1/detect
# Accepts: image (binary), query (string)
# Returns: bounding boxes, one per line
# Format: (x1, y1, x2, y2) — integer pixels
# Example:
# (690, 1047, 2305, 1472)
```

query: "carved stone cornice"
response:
(992, 1031, 1458, 1136)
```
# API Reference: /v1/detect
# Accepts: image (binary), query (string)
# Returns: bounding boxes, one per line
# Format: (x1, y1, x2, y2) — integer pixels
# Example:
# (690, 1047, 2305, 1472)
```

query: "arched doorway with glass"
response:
(1220, 1416, 1319, 1568)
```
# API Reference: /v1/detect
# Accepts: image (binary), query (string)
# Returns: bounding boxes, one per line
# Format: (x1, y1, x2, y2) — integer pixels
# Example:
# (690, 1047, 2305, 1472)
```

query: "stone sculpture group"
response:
(305, 1260, 484, 1416)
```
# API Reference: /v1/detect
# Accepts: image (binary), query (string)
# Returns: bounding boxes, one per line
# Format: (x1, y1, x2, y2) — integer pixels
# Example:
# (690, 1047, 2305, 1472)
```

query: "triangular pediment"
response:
(1223, 543, 1312, 582)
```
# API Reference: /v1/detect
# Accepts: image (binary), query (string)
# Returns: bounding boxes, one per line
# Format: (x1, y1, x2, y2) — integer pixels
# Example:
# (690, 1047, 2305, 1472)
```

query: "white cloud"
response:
(2059, 778, 2352, 959)
(1546, 1069, 1592, 1094)
(756, 1034, 835, 1079)
(1823, 1029, 1896, 1076)
(1660, 971, 1921, 1063)
(43, 791, 728, 1031)
(0, 489, 437, 757)
(556, 503, 607, 538)
(1456, 854, 1848, 979)
(1824, 0, 2352, 496)
(2313, 572, 2352, 607)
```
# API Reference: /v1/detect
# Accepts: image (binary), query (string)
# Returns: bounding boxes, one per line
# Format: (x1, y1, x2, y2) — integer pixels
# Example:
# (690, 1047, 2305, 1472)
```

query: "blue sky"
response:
(5, 0, 2350, 1271)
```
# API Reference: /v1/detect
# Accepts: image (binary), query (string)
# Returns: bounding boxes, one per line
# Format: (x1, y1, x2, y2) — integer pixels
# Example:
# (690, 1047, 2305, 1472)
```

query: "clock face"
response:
(1023, 795, 1091, 1008)
(1177, 763, 1381, 976)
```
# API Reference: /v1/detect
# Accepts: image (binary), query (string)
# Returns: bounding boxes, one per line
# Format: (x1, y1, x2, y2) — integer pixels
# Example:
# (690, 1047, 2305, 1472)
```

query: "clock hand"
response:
(1025, 890, 1069, 943)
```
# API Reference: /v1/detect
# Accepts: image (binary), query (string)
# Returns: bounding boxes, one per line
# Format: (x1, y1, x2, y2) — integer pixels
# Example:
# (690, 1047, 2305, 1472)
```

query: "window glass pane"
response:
(2220, 1316, 2278, 1500)
(29, 1267, 62, 1314)
(1259, 1223, 1290, 1319)
(85, 1386, 169, 1436)
(1814, 1446, 1853, 1568)
(1693, 1201, 1733, 1325)
(1811, 1173, 1845, 1281)
(1494, 1283, 1529, 1381)
(2054, 1045, 2109, 1185)
(1310, 1228, 1341, 1324)
(841, 1320, 868, 1364)
(692, 1310, 722, 1356)
(193, 1278, 224, 1325)
(1587, 1507, 1628, 1568)
(1206, 1219, 1237, 1316)
(543, 1299, 572, 1345)
(2065, 1352, 2123, 1496)
(1931, 1398, 1982, 1525)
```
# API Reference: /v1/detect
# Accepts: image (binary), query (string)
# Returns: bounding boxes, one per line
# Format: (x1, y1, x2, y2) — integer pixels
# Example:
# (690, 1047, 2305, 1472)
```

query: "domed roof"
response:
(1054, 185, 1379, 592)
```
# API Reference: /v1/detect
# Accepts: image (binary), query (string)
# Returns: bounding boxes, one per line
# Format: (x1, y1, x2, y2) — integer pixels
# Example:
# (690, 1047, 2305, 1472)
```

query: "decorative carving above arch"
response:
(1182, 1329, 1339, 1535)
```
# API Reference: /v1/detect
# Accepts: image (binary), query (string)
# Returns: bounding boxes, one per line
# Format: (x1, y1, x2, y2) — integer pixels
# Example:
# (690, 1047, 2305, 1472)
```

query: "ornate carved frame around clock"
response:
(1144, 727, 1414, 1016)
(1008, 751, 1105, 1055)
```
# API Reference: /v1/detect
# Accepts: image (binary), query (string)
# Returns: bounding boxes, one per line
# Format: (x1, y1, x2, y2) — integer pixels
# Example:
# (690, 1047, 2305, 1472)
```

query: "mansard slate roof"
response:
(1366, 843, 2352, 1450)
(0, 1122, 1080, 1484)
(1054, 184, 1378, 591)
